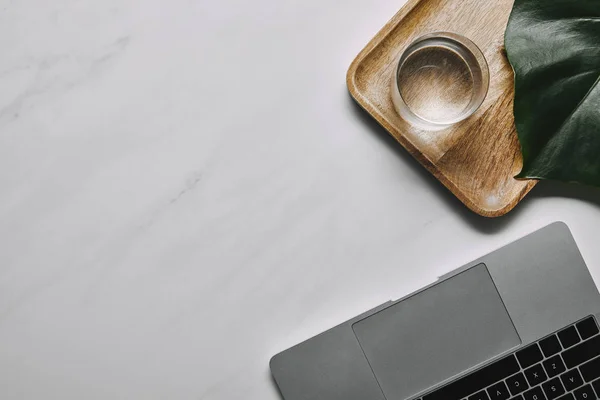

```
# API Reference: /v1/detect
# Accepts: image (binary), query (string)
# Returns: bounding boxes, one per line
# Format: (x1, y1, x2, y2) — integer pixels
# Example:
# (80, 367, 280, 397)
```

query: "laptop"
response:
(270, 222, 600, 400)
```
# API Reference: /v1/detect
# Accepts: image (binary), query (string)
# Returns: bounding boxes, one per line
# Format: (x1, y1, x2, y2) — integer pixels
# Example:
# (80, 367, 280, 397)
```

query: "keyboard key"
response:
(469, 391, 491, 400)
(557, 394, 575, 400)
(574, 385, 596, 400)
(592, 379, 600, 399)
(542, 378, 566, 400)
(580, 356, 600, 382)
(511, 396, 524, 400)
(561, 369, 584, 391)
(543, 355, 566, 378)
(507, 372, 529, 396)
(488, 381, 511, 400)
(577, 317, 600, 341)
(563, 336, 600, 368)
(424, 355, 520, 400)
(524, 386, 547, 400)
(539, 335, 562, 357)
(525, 364, 548, 387)
(594, 380, 600, 397)
(558, 326, 581, 349)
(517, 344, 544, 369)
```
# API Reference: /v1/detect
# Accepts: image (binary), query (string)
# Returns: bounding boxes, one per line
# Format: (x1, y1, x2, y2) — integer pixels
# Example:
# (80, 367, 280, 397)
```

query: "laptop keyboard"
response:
(418, 316, 600, 400)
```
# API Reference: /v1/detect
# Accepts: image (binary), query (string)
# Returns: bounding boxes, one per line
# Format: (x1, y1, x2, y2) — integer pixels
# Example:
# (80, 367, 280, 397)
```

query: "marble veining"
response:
(1, 0, 599, 399)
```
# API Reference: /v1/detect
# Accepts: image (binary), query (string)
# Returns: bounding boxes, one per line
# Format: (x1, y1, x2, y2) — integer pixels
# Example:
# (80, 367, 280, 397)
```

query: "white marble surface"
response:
(1, 0, 600, 399)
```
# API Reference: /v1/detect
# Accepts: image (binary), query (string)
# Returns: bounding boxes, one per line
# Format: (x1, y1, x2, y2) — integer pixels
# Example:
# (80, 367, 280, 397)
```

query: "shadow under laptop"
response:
(346, 94, 528, 233)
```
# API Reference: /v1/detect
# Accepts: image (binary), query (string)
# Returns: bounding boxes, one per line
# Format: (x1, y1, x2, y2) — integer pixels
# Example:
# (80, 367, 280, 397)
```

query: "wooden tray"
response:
(347, 0, 537, 217)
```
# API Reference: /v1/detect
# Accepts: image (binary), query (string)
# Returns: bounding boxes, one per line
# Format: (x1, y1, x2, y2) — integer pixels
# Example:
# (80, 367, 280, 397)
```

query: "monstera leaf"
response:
(505, 0, 600, 186)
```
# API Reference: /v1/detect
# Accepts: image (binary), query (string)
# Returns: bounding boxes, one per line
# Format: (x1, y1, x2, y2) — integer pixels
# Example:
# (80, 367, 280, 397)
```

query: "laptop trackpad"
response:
(352, 264, 521, 400)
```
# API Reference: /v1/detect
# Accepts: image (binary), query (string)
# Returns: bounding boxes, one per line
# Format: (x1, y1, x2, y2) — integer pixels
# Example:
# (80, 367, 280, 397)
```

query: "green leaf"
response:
(504, 0, 600, 186)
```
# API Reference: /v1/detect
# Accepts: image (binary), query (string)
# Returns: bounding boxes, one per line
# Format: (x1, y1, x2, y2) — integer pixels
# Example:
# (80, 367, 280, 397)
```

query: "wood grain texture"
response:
(347, 0, 537, 217)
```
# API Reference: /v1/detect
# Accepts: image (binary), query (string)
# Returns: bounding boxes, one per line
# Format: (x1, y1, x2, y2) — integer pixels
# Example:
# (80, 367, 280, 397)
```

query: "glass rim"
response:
(394, 31, 490, 128)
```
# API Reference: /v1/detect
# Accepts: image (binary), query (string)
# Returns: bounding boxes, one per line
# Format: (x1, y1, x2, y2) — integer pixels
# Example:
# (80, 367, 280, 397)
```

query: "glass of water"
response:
(392, 32, 489, 131)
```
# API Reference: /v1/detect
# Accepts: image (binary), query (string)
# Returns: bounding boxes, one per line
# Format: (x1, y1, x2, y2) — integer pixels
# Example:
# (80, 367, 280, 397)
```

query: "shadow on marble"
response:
(530, 180, 600, 208)
(346, 93, 527, 234)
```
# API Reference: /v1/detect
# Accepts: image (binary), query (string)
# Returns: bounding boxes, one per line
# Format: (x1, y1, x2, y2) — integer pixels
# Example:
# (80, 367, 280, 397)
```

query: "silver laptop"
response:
(270, 222, 600, 400)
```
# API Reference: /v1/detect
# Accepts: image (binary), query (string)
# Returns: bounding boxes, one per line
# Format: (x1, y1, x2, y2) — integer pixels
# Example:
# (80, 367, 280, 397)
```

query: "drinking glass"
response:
(392, 32, 489, 130)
